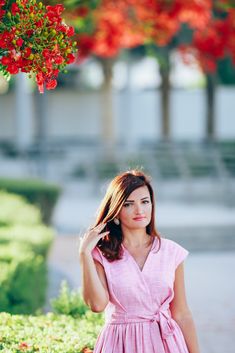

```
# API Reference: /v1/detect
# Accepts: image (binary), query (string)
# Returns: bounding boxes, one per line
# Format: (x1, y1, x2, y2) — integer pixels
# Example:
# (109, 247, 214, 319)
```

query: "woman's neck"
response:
(122, 228, 151, 248)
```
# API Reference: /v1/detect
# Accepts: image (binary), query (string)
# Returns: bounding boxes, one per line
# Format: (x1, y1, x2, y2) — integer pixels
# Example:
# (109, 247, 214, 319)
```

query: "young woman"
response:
(79, 170, 200, 353)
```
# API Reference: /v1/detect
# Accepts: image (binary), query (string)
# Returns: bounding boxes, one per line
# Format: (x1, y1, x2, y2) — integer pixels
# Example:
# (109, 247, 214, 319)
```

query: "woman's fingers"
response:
(95, 223, 107, 232)
(79, 223, 109, 254)
(99, 230, 110, 238)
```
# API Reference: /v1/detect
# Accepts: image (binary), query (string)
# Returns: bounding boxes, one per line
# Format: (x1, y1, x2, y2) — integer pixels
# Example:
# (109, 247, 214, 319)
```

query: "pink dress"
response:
(92, 237, 189, 353)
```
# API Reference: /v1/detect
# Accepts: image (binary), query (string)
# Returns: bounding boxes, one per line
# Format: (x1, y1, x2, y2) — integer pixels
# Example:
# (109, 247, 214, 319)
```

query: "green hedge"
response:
(0, 178, 61, 224)
(0, 191, 41, 227)
(0, 312, 103, 352)
(0, 225, 54, 257)
(0, 282, 104, 352)
(0, 246, 46, 314)
(0, 192, 54, 314)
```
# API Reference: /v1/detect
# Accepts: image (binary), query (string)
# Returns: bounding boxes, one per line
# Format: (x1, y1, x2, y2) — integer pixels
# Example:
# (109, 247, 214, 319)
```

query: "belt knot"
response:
(109, 307, 175, 340)
(150, 309, 175, 339)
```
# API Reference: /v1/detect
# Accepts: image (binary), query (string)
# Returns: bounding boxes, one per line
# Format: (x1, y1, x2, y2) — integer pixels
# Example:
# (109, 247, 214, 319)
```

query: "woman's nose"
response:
(135, 203, 144, 214)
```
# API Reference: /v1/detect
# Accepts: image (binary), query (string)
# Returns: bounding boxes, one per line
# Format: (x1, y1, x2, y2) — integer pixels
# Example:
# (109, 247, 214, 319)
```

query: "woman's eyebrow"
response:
(125, 196, 150, 202)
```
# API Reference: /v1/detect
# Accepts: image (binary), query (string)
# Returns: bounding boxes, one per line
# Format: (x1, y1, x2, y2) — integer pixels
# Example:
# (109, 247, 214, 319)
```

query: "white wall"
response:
(0, 87, 234, 144)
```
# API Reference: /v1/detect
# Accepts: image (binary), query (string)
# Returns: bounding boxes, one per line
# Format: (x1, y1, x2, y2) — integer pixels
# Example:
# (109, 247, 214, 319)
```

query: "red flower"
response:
(46, 78, 57, 90)
(67, 26, 75, 37)
(11, 3, 20, 16)
(0, 0, 77, 93)
(54, 55, 64, 64)
(16, 38, 24, 47)
(0, 8, 6, 19)
(36, 20, 43, 28)
(66, 53, 75, 64)
(46, 4, 64, 16)
(26, 30, 34, 37)
(36, 72, 44, 93)
(75, 6, 89, 18)
(42, 49, 50, 58)
(24, 47, 31, 58)
(7, 64, 19, 74)
(57, 24, 67, 33)
(1, 56, 11, 65)
(45, 58, 53, 70)
(18, 341, 31, 351)
(0, 38, 6, 48)
(77, 34, 94, 60)
(52, 69, 59, 77)
(82, 348, 93, 353)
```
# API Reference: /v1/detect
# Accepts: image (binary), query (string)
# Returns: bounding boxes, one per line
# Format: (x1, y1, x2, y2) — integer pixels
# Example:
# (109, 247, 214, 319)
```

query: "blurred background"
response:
(0, 1, 235, 352)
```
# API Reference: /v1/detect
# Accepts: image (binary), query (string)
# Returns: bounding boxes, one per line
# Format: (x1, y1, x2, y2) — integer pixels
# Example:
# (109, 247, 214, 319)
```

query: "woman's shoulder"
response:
(159, 236, 177, 248)
(159, 236, 188, 253)
(92, 246, 105, 265)
(159, 236, 189, 267)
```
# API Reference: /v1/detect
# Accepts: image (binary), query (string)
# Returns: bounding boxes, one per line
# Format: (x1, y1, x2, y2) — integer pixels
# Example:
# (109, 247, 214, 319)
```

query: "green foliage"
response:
(0, 179, 61, 224)
(0, 248, 46, 314)
(51, 280, 88, 317)
(0, 225, 54, 257)
(0, 191, 54, 314)
(51, 281, 104, 323)
(0, 191, 41, 227)
(0, 311, 103, 352)
(64, 0, 100, 9)
(0, 64, 11, 80)
(217, 56, 235, 85)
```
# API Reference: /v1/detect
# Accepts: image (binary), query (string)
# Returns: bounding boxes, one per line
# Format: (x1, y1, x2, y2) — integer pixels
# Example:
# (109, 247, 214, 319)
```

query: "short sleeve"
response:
(91, 247, 103, 266)
(174, 242, 189, 269)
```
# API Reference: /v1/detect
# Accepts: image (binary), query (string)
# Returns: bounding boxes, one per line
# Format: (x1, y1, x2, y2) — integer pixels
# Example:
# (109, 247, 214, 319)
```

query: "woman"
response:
(79, 170, 200, 353)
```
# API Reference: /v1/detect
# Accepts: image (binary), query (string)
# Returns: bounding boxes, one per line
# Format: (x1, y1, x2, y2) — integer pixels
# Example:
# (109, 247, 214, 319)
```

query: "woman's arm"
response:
(170, 262, 201, 353)
(79, 223, 110, 312)
(79, 251, 109, 312)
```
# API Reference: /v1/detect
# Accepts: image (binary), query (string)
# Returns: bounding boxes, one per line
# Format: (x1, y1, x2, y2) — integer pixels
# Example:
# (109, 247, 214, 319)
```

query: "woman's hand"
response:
(79, 223, 109, 255)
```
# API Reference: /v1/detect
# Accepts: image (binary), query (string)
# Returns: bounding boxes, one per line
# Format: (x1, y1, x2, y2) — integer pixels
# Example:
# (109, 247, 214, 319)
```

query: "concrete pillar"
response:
(100, 58, 116, 155)
(15, 73, 34, 152)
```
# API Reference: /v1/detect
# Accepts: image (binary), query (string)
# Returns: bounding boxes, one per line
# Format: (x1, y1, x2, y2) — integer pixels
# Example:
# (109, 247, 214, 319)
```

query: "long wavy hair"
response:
(93, 169, 161, 261)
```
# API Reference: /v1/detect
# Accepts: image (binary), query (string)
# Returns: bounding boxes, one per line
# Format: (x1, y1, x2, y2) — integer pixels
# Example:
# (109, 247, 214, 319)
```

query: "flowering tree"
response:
(62, 0, 146, 148)
(64, 0, 217, 140)
(50, 0, 235, 140)
(180, 0, 235, 139)
(129, 0, 212, 139)
(0, 0, 77, 93)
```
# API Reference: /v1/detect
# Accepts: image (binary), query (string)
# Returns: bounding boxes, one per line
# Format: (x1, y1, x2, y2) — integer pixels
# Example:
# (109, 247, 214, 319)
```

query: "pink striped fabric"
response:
(92, 237, 189, 353)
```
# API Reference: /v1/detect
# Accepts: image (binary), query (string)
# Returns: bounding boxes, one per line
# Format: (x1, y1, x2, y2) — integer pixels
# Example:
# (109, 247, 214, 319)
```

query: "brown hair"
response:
(93, 169, 161, 261)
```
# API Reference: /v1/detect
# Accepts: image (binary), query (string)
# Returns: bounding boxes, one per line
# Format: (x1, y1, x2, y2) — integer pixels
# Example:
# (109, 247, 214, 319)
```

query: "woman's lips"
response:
(133, 217, 146, 221)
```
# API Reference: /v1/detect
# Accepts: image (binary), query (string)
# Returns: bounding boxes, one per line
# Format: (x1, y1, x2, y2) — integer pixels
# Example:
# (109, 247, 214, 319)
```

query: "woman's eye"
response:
(143, 200, 150, 204)
(123, 203, 131, 207)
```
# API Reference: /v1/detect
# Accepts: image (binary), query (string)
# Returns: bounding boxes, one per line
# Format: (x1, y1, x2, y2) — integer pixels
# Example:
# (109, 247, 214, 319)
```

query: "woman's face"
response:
(118, 185, 152, 231)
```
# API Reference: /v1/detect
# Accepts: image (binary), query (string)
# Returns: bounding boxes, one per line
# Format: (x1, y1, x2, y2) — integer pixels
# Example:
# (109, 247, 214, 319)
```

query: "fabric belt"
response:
(107, 307, 176, 340)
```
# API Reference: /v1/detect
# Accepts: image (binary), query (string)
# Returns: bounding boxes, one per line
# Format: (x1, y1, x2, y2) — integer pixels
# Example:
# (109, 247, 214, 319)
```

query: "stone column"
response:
(15, 73, 34, 152)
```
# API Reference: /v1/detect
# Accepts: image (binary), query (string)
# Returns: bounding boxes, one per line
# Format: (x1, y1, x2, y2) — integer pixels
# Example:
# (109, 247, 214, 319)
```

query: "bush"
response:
(50, 281, 104, 324)
(0, 243, 47, 314)
(0, 191, 41, 227)
(0, 225, 54, 257)
(0, 311, 103, 352)
(0, 192, 54, 314)
(0, 178, 61, 224)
